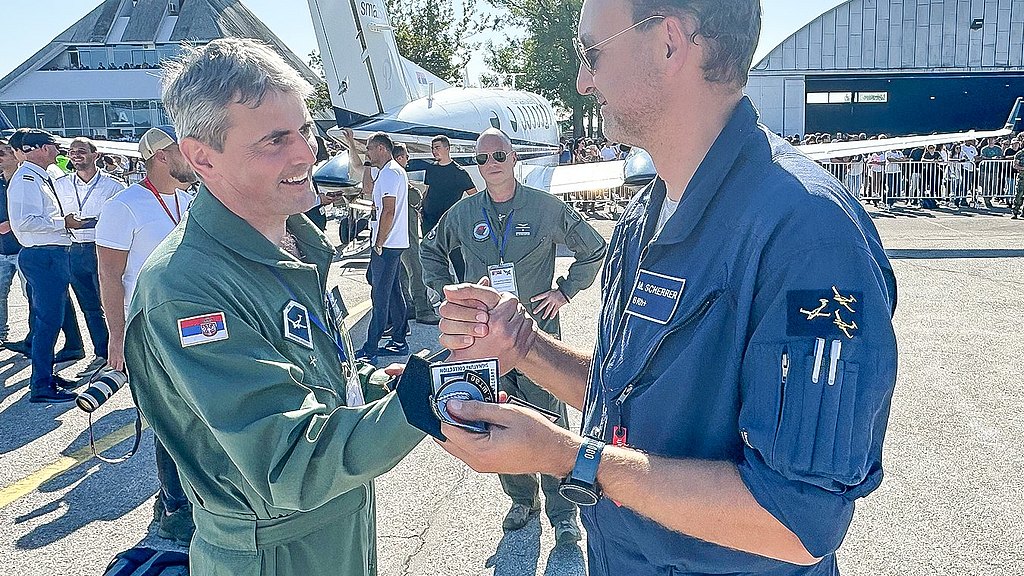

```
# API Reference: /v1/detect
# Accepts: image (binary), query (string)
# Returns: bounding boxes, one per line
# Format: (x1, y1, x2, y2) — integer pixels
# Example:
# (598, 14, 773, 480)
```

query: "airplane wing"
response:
(54, 136, 142, 158)
(797, 97, 1023, 161)
(517, 161, 625, 197)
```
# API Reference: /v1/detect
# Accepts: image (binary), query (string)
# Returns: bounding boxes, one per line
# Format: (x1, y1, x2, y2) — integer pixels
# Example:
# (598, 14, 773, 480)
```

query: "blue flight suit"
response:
(580, 98, 898, 575)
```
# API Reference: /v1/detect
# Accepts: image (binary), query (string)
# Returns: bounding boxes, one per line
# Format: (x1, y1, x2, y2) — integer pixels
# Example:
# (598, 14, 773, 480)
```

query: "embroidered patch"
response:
(283, 300, 314, 349)
(473, 220, 491, 242)
(514, 222, 531, 237)
(178, 312, 228, 347)
(624, 269, 686, 325)
(787, 286, 862, 339)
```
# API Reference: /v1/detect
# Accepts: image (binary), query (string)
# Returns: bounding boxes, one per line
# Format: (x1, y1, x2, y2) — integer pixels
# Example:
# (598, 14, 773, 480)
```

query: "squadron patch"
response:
(473, 220, 491, 242)
(283, 300, 314, 349)
(787, 286, 862, 339)
(178, 312, 229, 347)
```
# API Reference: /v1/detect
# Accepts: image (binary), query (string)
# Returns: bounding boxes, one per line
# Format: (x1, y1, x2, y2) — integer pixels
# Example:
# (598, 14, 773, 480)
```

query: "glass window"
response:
(87, 103, 107, 128)
(35, 104, 61, 129)
(1, 105, 17, 126)
(17, 104, 36, 127)
(856, 92, 888, 103)
(62, 103, 83, 128)
(80, 48, 109, 69)
(108, 101, 133, 126)
(806, 92, 829, 104)
(132, 100, 153, 127)
(112, 48, 132, 68)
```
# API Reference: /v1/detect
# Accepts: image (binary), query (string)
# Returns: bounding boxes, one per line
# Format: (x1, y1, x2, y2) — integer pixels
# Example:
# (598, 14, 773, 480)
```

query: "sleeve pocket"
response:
(772, 353, 869, 492)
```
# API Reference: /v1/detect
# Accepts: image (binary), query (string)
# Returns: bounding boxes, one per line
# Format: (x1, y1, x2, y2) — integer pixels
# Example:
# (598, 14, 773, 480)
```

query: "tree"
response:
(306, 50, 332, 116)
(384, 0, 492, 85)
(483, 0, 592, 137)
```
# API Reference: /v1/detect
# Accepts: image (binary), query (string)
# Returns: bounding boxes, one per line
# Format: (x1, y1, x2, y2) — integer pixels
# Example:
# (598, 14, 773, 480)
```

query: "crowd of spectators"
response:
(787, 131, 1024, 210)
(558, 137, 626, 164)
(44, 62, 163, 71)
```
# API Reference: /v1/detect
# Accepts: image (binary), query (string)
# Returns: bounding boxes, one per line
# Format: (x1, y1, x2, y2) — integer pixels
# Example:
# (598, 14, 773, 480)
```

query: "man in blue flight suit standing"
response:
(433, 1, 898, 574)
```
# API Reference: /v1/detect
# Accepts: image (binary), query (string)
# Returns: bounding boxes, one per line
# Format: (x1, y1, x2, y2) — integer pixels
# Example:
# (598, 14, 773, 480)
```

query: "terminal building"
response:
(0, 0, 317, 140)
(747, 0, 1024, 137)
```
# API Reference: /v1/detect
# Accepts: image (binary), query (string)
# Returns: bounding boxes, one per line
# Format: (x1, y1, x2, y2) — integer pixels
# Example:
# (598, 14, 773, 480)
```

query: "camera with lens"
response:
(76, 369, 129, 413)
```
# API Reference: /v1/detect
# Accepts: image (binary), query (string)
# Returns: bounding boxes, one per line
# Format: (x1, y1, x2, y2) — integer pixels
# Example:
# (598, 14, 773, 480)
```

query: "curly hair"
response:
(632, 0, 761, 88)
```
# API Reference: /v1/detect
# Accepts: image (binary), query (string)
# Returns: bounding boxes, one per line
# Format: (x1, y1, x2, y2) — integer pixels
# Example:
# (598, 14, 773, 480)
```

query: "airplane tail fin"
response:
(1005, 97, 1024, 133)
(307, 0, 422, 125)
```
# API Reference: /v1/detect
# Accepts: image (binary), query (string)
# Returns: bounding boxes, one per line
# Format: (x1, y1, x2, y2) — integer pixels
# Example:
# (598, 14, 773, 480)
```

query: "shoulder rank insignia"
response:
(787, 286, 861, 339)
(22, 174, 35, 181)
(283, 300, 314, 349)
(178, 312, 229, 347)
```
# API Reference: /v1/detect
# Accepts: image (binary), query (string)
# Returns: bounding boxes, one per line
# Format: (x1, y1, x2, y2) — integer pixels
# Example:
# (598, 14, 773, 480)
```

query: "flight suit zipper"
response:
(601, 290, 724, 441)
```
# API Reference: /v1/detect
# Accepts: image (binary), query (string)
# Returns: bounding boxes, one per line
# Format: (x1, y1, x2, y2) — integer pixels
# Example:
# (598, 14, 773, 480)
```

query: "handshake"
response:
(391, 281, 581, 480)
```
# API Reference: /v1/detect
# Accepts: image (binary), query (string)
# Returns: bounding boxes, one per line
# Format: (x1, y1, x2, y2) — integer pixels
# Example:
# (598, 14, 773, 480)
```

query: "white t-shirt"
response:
(370, 159, 410, 249)
(95, 183, 194, 309)
(884, 150, 903, 174)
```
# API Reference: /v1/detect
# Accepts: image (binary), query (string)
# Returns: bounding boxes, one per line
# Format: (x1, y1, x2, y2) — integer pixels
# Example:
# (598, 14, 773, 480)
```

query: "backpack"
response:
(103, 547, 188, 576)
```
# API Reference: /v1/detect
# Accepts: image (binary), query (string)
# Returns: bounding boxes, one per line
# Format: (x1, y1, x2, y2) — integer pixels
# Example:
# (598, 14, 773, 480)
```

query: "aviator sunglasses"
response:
(574, 15, 666, 76)
(476, 151, 510, 165)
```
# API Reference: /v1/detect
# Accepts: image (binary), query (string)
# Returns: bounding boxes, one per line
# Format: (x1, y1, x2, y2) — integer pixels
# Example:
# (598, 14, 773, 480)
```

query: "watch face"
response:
(558, 482, 599, 506)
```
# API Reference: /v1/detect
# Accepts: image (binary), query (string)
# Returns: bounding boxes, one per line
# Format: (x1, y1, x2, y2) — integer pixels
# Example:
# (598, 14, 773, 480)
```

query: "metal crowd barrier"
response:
(819, 159, 1019, 208)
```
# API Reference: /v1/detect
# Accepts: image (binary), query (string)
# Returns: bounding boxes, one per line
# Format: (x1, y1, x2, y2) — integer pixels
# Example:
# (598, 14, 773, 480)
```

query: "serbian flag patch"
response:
(178, 312, 229, 347)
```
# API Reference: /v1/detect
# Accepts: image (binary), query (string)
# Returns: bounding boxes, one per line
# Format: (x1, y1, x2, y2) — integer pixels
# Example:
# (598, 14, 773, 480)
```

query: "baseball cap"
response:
(139, 125, 178, 160)
(15, 128, 58, 151)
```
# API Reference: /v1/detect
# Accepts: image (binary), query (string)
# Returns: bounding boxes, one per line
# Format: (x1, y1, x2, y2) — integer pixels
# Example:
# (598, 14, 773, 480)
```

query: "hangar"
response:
(747, 0, 1024, 137)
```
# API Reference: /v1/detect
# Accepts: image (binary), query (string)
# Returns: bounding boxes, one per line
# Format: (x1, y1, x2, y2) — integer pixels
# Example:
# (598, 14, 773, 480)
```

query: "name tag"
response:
(487, 263, 519, 297)
(625, 270, 685, 325)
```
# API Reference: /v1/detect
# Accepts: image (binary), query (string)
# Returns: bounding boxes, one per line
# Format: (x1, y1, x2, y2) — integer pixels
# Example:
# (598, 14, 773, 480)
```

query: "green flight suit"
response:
(419, 181, 606, 523)
(124, 188, 425, 576)
(1013, 149, 1024, 218)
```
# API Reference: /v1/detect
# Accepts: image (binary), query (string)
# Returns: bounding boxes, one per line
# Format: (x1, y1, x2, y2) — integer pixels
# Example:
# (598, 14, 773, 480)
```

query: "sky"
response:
(0, 0, 848, 84)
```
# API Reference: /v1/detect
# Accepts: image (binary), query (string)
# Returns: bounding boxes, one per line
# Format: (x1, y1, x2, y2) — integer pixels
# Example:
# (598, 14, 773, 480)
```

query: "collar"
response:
(73, 171, 101, 186)
(188, 186, 335, 271)
(22, 161, 50, 179)
(481, 181, 530, 213)
(646, 96, 761, 246)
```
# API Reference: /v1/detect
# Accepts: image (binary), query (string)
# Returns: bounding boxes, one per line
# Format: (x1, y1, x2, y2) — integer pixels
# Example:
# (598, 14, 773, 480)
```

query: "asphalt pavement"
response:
(0, 204, 1021, 575)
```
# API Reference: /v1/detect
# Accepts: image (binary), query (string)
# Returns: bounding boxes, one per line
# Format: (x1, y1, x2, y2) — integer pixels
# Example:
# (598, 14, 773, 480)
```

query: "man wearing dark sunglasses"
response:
(420, 128, 606, 544)
(435, 1, 898, 575)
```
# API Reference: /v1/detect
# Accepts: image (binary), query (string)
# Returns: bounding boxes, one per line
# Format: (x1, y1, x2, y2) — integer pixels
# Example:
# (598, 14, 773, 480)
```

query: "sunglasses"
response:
(574, 15, 666, 76)
(476, 151, 510, 165)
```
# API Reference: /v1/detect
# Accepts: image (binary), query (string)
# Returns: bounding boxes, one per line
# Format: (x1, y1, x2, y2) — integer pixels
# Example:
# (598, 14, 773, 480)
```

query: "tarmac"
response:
(0, 203, 1021, 575)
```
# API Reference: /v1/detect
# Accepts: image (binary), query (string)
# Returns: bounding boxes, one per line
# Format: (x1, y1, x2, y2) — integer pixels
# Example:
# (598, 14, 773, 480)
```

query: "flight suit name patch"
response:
(283, 300, 314, 349)
(178, 312, 229, 347)
(787, 286, 862, 339)
(625, 270, 685, 325)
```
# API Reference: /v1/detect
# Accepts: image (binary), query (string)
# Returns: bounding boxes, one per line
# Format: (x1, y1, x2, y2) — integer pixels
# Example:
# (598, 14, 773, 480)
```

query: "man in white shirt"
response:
(356, 132, 409, 363)
(95, 125, 197, 543)
(54, 137, 124, 372)
(6, 129, 77, 403)
(96, 126, 196, 372)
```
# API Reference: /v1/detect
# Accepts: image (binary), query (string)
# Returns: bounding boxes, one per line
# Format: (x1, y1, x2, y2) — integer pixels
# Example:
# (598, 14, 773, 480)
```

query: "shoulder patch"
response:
(787, 286, 862, 339)
(283, 300, 314, 349)
(473, 220, 491, 242)
(178, 312, 229, 347)
(22, 174, 35, 181)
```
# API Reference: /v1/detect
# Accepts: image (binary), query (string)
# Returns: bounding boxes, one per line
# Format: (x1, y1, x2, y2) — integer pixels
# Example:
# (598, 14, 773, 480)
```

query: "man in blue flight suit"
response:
(432, 1, 898, 574)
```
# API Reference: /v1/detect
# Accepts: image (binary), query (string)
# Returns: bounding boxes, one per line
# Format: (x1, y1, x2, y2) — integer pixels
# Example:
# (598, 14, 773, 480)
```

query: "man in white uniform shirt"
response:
(356, 132, 409, 364)
(54, 137, 124, 372)
(6, 129, 77, 403)
(94, 125, 197, 543)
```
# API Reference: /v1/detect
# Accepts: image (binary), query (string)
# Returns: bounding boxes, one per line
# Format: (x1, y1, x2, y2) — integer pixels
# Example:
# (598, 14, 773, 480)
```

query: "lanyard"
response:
(72, 173, 101, 212)
(140, 178, 181, 225)
(268, 267, 347, 364)
(481, 207, 515, 263)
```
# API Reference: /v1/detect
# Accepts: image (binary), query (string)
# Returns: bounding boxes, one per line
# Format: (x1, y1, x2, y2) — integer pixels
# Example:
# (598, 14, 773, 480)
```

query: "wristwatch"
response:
(558, 437, 605, 506)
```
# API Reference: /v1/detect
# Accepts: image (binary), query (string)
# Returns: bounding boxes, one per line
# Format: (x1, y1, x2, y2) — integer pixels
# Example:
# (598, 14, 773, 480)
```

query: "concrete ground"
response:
(0, 203, 1021, 575)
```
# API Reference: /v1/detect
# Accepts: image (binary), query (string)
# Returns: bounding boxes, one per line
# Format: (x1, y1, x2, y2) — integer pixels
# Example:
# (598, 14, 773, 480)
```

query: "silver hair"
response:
(161, 38, 312, 151)
(477, 128, 513, 150)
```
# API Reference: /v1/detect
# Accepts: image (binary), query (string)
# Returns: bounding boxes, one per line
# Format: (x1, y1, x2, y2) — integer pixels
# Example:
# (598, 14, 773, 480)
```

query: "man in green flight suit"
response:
(419, 128, 607, 543)
(1012, 146, 1024, 219)
(123, 38, 424, 575)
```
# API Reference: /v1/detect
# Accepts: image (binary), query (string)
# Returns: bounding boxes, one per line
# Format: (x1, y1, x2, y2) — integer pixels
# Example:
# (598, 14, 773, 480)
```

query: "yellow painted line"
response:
(0, 298, 373, 510)
(0, 420, 147, 510)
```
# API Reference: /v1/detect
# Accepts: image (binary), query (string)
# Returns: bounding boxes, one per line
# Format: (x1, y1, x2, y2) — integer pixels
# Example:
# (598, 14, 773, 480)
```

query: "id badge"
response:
(487, 263, 518, 296)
